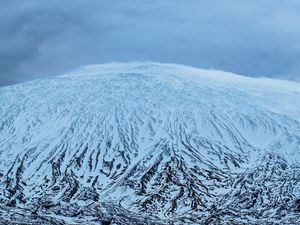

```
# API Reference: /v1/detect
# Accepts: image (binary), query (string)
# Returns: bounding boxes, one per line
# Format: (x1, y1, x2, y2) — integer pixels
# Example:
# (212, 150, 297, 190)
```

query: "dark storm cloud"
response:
(1, 0, 300, 86)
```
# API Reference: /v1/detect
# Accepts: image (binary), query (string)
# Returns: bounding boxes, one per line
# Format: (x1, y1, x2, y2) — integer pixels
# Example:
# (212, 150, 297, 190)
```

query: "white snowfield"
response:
(0, 62, 299, 224)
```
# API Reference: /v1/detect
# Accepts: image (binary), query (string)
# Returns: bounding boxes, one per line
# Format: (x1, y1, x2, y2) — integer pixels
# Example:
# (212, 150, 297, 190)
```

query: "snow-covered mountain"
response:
(0, 62, 300, 224)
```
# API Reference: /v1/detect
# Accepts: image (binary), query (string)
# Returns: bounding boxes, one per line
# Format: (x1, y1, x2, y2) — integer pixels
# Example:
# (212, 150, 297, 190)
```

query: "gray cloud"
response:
(1, 0, 300, 86)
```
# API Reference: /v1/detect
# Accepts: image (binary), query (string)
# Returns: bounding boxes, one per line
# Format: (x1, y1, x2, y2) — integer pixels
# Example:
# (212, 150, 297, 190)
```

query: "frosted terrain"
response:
(0, 62, 300, 224)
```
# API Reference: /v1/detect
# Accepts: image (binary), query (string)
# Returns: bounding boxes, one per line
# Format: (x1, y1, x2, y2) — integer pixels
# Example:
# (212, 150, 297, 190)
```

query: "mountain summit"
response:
(0, 62, 300, 224)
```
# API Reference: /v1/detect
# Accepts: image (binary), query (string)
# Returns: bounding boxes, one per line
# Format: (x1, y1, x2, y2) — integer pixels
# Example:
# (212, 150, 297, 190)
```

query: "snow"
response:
(0, 62, 299, 224)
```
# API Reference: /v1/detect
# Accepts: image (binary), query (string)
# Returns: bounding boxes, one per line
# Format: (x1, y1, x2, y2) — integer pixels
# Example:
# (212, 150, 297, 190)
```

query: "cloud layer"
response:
(1, 0, 300, 86)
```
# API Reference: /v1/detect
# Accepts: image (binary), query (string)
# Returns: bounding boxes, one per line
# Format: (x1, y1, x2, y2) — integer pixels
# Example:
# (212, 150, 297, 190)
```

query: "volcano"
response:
(0, 62, 300, 224)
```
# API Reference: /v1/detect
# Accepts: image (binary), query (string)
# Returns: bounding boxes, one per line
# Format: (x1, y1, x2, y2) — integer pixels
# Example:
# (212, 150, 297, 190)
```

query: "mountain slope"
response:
(0, 62, 300, 224)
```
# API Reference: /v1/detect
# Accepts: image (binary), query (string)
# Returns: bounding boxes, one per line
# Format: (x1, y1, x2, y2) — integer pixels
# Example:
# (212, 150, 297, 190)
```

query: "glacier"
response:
(0, 62, 300, 224)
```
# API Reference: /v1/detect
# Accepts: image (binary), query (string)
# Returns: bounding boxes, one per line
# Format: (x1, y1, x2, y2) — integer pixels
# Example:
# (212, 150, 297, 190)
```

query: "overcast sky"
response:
(1, 0, 300, 86)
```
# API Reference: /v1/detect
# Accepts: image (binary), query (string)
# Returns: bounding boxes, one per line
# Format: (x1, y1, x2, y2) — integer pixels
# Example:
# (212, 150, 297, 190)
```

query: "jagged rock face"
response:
(0, 62, 300, 224)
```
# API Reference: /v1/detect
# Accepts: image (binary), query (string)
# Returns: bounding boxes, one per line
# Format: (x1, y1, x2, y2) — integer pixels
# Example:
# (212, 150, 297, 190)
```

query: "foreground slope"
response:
(0, 62, 300, 224)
